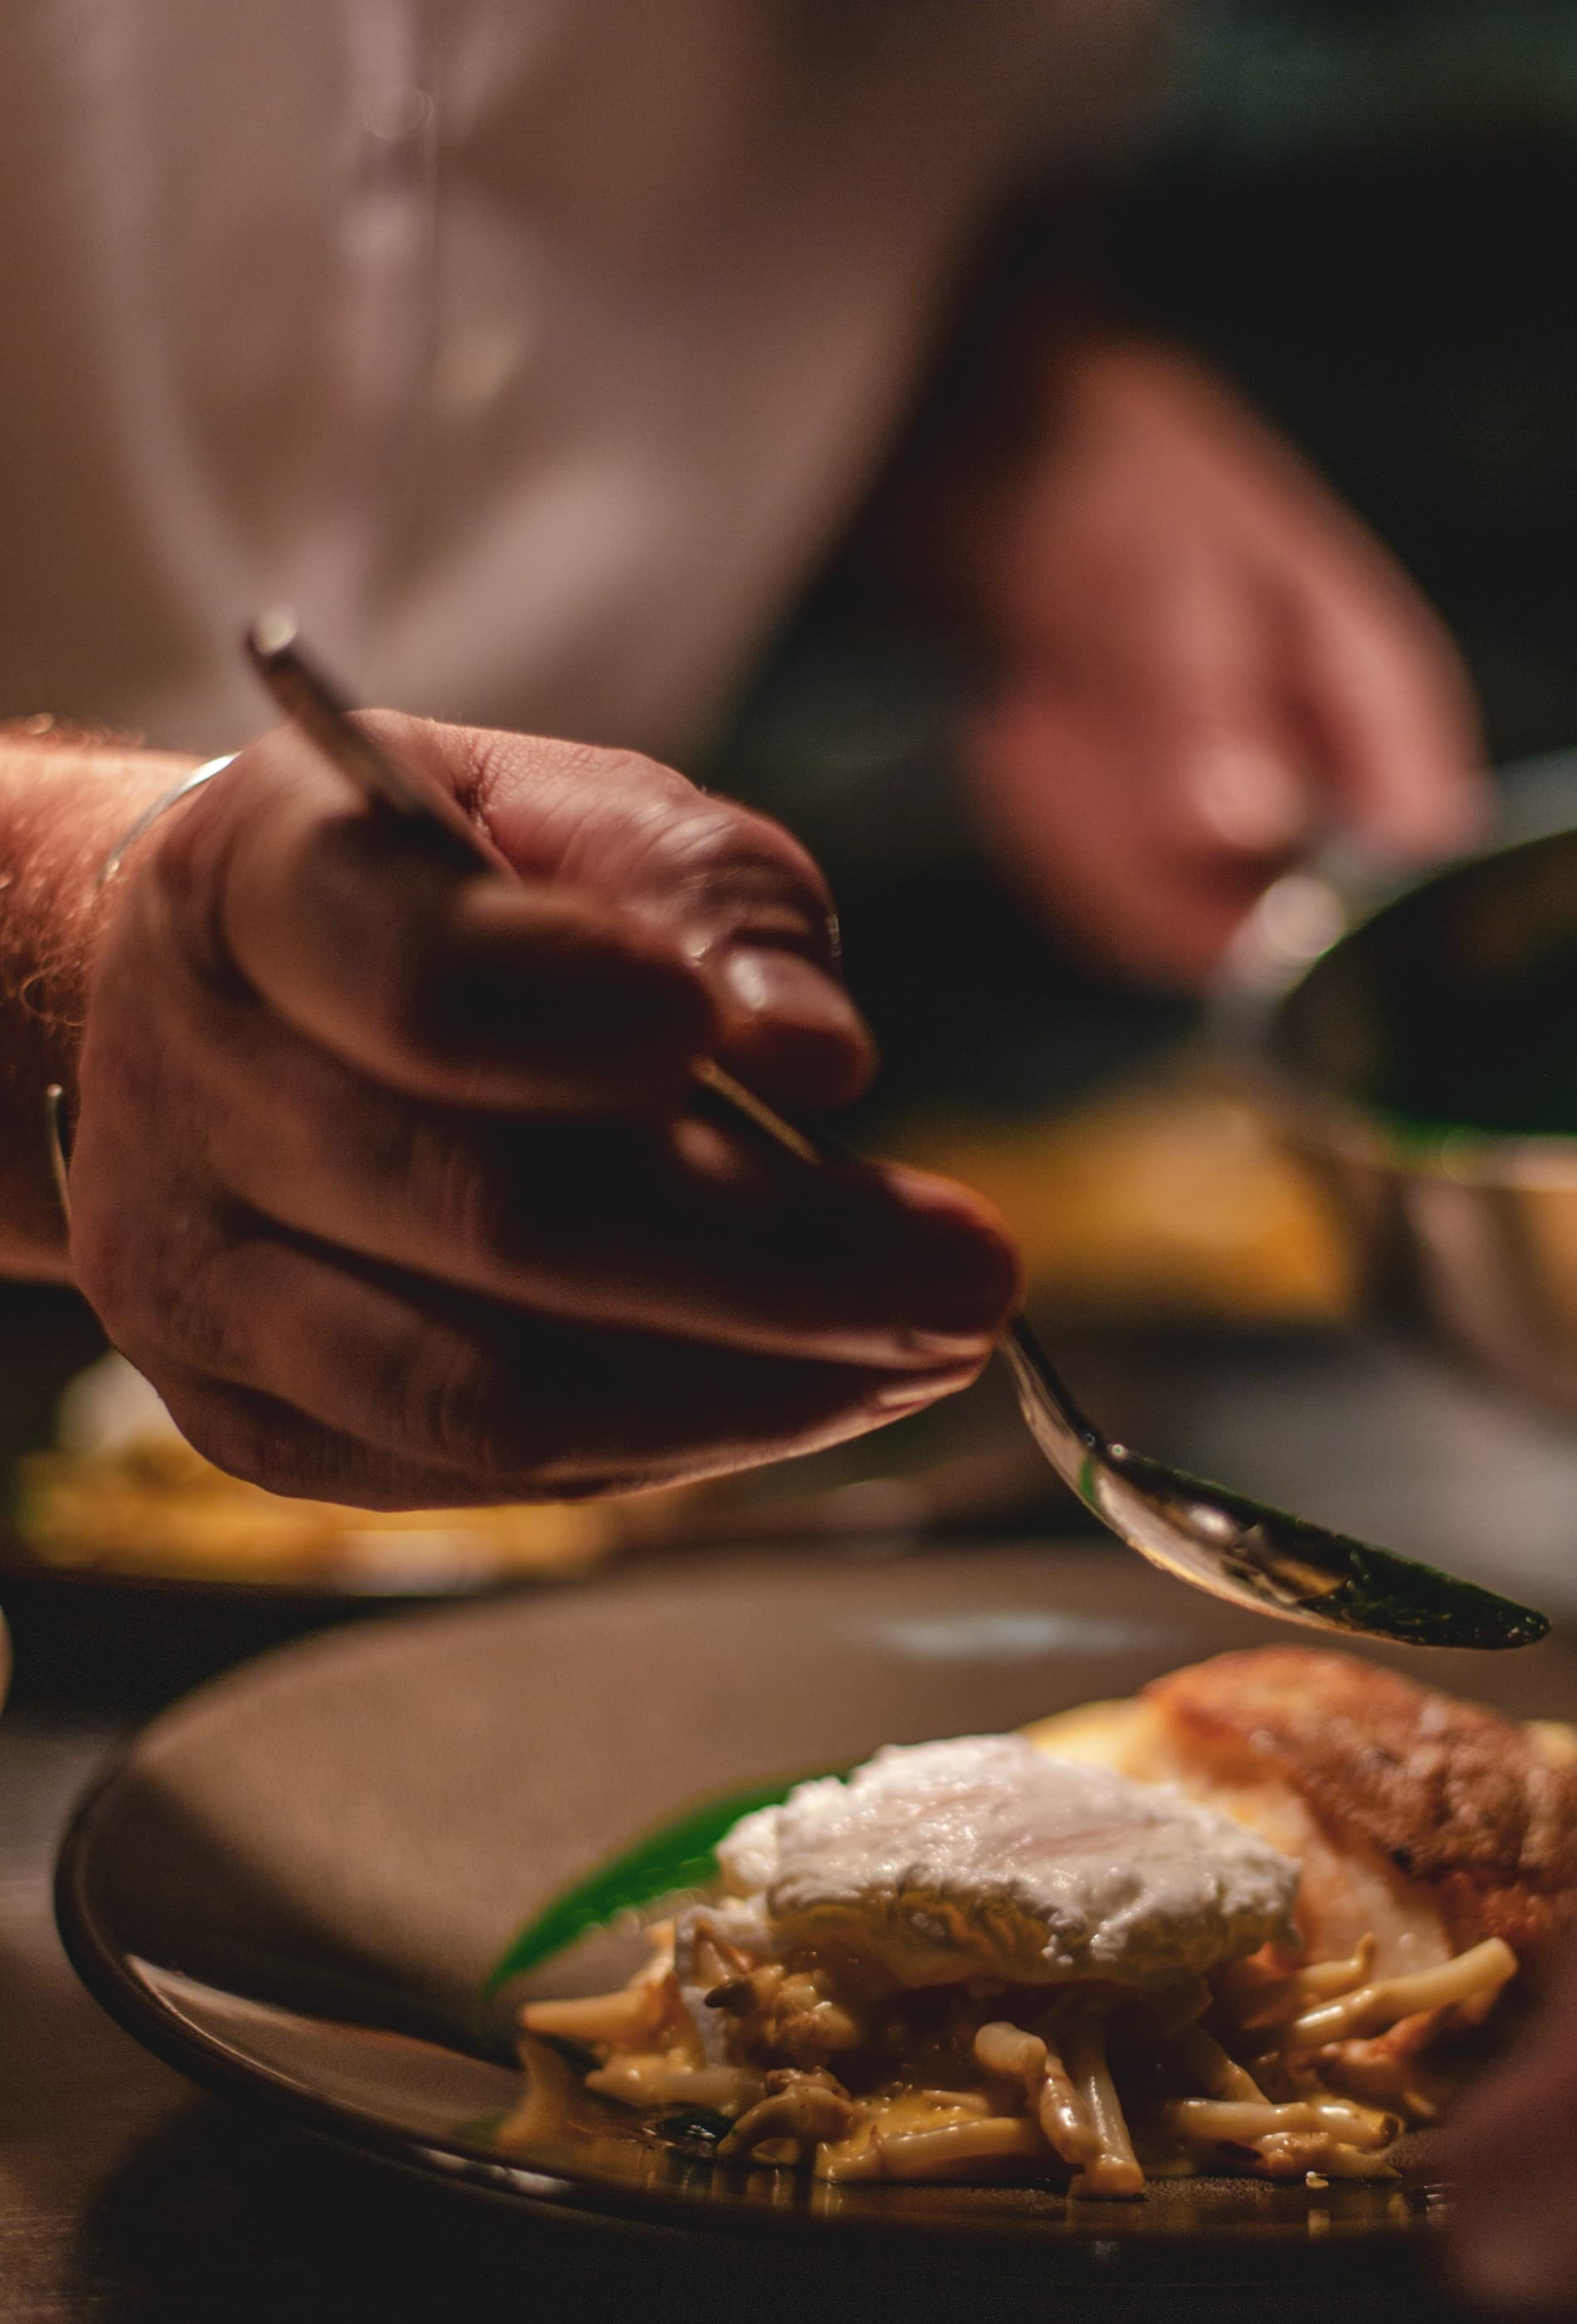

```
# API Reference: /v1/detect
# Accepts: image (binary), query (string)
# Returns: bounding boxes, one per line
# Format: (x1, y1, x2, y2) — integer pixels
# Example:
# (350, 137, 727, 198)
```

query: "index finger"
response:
(447, 721, 876, 1111)
(148, 726, 725, 1116)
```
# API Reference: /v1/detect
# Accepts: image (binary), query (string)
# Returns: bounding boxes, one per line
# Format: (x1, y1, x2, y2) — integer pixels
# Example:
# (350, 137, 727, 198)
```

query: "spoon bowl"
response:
(1002, 1318, 1545, 1648)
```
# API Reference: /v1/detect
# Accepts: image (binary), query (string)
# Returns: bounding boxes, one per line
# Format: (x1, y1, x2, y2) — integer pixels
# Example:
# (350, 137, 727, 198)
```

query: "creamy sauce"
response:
(716, 1736, 1298, 1988)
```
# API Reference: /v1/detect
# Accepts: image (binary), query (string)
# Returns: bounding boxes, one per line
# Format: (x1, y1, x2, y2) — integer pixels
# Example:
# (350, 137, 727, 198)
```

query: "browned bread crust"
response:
(1144, 1649, 1577, 1963)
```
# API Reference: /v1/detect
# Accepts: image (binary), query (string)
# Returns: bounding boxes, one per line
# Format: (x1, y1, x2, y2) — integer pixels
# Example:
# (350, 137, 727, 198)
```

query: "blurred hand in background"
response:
(964, 335, 1489, 987)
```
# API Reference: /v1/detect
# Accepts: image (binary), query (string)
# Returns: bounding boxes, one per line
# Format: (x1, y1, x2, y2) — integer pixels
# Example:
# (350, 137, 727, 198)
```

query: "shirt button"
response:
(362, 84, 434, 144)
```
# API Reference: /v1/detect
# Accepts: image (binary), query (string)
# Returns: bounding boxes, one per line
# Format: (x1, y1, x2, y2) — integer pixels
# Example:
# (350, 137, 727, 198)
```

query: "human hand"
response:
(68, 719, 1018, 1506)
(965, 338, 1488, 987)
(1438, 1941, 1577, 2314)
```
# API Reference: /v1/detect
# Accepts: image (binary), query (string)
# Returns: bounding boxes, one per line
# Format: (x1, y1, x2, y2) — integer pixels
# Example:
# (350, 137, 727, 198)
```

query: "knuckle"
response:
(406, 1120, 518, 1277)
(345, 707, 441, 767)
(68, 1190, 170, 1369)
(154, 1382, 266, 1484)
(367, 924, 451, 1066)
(233, 1038, 369, 1207)
(85, 1228, 245, 1387)
(396, 1326, 518, 1473)
(646, 800, 837, 959)
(450, 727, 836, 964)
(142, 740, 290, 981)
(468, 726, 692, 835)
(69, 1229, 139, 1357)
(154, 1376, 318, 1497)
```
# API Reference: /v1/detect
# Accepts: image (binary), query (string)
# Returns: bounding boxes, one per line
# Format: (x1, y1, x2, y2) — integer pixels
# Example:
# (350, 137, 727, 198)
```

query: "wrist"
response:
(0, 732, 199, 1277)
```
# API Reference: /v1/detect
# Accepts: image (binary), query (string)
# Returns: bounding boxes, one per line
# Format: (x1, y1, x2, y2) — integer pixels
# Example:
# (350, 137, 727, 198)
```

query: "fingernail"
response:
(881, 1168, 1023, 1341)
(904, 1330, 997, 1362)
(1188, 744, 1308, 853)
(716, 947, 863, 1039)
(872, 1365, 981, 1411)
(713, 947, 876, 1108)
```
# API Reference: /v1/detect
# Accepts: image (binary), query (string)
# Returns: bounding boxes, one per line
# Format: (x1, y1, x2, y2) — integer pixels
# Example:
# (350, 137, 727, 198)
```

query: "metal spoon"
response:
(244, 612, 1548, 1651)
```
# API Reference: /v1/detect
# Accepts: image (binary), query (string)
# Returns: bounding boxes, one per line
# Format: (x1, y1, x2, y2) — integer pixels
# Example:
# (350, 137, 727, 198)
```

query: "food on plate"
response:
(1029, 1648, 1577, 1987)
(520, 1651, 1570, 2191)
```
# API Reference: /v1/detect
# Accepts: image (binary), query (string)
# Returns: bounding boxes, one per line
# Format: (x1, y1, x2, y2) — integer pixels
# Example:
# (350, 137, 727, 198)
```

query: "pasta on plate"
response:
(519, 1650, 1575, 2193)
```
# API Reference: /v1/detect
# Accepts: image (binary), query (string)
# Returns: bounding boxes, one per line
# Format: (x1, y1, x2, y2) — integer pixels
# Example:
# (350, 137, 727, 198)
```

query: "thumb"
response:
(1282, 574, 1489, 862)
(1175, 734, 1311, 858)
(1131, 573, 1313, 862)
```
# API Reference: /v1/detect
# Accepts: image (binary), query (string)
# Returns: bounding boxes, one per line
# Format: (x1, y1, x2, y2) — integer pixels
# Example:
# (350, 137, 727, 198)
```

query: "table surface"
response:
(7, 1308, 1570, 2323)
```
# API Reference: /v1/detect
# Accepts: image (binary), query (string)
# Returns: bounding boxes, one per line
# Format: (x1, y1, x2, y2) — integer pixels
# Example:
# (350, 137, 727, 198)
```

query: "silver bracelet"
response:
(96, 751, 237, 886)
(46, 750, 238, 1228)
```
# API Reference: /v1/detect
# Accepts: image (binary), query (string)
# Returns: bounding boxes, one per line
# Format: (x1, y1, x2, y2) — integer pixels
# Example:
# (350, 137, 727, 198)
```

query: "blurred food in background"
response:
(897, 1061, 1353, 1326)
(12, 1351, 681, 1591)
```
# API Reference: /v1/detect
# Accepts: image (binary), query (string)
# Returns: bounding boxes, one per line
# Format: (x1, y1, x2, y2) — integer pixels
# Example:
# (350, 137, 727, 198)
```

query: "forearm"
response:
(0, 729, 195, 1279)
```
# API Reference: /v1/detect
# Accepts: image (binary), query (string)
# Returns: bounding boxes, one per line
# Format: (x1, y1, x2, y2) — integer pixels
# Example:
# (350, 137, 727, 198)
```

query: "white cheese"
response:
(716, 1735, 1298, 1988)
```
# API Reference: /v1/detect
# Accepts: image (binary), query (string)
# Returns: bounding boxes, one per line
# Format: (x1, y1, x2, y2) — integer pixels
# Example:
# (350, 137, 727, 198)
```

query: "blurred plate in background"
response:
(1237, 749, 1577, 1418)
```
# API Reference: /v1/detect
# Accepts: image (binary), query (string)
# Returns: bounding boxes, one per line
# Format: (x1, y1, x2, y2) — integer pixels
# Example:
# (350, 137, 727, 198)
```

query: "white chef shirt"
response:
(0, 2, 1164, 761)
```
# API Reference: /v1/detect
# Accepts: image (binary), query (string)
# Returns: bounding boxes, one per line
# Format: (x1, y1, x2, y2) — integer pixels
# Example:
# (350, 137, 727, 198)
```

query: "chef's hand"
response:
(69, 719, 1018, 1506)
(966, 337, 1488, 986)
(1438, 1941, 1577, 2314)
